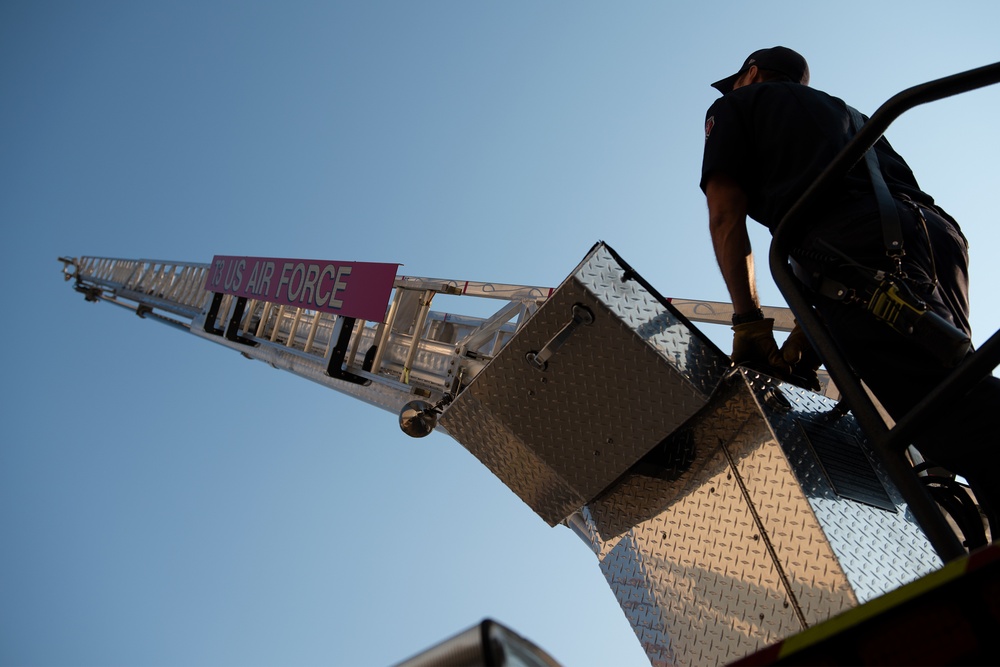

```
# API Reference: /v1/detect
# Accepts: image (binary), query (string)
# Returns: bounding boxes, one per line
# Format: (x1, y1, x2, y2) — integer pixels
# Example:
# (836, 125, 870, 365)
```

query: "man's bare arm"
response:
(705, 172, 759, 315)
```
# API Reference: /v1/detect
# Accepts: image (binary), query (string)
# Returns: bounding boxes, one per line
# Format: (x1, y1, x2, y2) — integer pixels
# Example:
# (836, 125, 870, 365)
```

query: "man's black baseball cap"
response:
(711, 46, 809, 93)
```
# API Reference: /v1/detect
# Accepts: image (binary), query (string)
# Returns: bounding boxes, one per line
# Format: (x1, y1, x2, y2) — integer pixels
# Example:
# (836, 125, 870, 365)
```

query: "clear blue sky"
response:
(3, 2, 999, 666)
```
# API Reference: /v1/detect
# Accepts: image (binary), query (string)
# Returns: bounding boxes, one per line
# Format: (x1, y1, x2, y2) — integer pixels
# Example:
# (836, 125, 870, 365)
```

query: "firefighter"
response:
(700, 46, 1000, 526)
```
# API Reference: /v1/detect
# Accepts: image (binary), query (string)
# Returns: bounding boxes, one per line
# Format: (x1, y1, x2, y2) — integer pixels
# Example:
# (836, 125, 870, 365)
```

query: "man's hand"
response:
(732, 318, 791, 378)
(780, 322, 823, 391)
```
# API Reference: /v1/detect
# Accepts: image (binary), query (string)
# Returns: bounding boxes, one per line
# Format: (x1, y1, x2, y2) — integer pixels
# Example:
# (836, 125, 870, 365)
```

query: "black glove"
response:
(731, 318, 791, 379)
(780, 322, 822, 392)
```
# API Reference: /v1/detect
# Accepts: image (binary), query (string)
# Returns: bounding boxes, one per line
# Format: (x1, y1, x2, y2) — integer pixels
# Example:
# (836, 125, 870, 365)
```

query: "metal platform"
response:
(440, 243, 941, 667)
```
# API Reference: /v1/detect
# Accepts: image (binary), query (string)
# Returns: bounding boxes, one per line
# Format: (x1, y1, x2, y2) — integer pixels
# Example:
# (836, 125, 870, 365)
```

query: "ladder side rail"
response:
(76, 257, 209, 298)
(395, 276, 553, 304)
(67, 259, 205, 322)
(65, 257, 549, 399)
(61, 268, 197, 333)
(189, 325, 424, 414)
(769, 61, 1000, 562)
(82, 290, 191, 331)
(114, 288, 205, 320)
(669, 299, 796, 332)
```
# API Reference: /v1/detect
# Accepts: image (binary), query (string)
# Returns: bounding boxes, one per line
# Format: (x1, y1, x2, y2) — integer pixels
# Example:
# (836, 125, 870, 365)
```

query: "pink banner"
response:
(206, 255, 399, 322)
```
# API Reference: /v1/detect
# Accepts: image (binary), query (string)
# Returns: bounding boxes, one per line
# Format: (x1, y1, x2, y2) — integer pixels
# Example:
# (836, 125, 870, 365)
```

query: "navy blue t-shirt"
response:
(700, 82, 931, 230)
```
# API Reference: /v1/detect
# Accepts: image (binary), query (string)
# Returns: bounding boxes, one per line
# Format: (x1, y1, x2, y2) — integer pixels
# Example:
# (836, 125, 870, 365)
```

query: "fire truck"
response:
(59, 63, 1000, 666)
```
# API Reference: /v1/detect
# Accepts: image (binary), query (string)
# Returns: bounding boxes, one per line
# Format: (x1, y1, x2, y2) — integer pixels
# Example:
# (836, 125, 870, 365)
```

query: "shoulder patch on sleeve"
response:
(705, 115, 715, 140)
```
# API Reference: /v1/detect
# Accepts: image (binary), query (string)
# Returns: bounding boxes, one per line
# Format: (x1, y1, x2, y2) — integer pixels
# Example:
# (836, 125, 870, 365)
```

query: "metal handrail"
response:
(769, 62, 1000, 562)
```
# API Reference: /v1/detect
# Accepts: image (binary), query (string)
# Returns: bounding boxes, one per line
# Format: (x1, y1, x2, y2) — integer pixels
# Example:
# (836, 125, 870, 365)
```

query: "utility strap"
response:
(847, 106, 905, 260)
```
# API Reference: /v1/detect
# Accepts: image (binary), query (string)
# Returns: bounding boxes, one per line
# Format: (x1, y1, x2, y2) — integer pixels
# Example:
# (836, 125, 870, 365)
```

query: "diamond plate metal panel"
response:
(571, 245, 730, 398)
(575, 371, 941, 666)
(590, 443, 804, 667)
(440, 243, 729, 525)
(580, 378, 809, 666)
(434, 389, 584, 515)
(740, 376, 942, 604)
(719, 383, 858, 625)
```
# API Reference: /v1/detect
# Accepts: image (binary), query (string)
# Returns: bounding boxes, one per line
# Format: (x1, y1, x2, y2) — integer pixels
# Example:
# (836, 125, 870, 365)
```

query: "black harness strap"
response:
(847, 106, 905, 267)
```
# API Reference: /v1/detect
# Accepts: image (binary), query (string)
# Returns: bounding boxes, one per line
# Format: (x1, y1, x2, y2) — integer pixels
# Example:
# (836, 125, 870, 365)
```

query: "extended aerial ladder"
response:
(60, 62, 1000, 667)
(58, 252, 802, 427)
(56, 242, 956, 667)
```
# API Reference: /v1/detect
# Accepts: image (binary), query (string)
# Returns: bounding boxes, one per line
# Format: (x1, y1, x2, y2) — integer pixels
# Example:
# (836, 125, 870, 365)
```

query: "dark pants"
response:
(802, 198, 1000, 518)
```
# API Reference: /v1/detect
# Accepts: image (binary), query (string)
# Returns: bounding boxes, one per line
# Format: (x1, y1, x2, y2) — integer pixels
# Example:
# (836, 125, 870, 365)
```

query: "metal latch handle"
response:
(525, 303, 594, 371)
